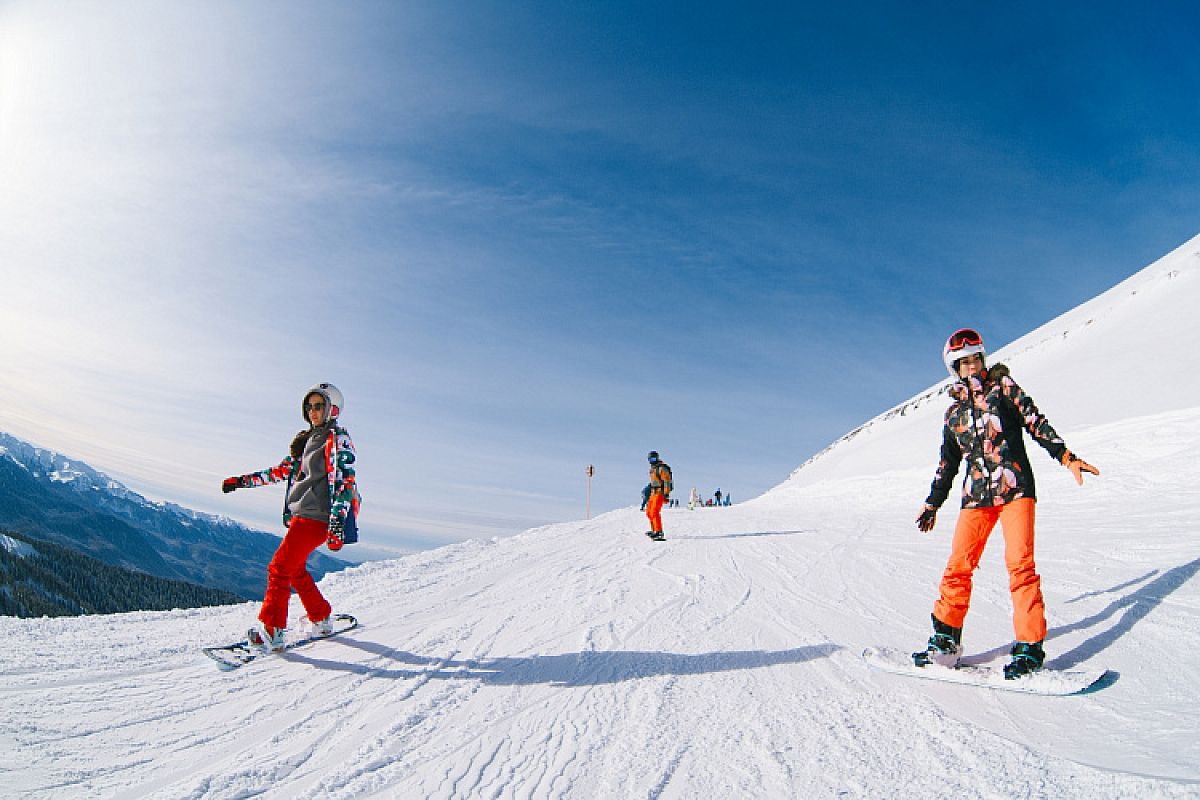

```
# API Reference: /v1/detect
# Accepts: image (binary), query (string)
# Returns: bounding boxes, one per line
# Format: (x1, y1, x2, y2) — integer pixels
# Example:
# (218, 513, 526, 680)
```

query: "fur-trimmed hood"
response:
(948, 362, 1010, 402)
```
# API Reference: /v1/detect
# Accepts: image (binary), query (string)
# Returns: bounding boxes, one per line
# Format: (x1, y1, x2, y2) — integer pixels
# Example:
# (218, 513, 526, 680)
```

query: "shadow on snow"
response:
(692, 530, 816, 541)
(287, 640, 842, 686)
(964, 556, 1200, 670)
(1047, 556, 1200, 670)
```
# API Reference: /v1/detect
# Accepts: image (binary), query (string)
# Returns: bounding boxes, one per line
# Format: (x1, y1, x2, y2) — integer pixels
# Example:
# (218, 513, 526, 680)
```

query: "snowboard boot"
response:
(247, 624, 286, 653)
(1003, 641, 1045, 680)
(912, 614, 962, 668)
(309, 615, 334, 637)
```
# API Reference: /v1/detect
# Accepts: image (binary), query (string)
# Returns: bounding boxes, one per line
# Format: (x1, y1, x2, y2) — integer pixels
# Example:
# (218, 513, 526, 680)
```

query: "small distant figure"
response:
(714, 488, 722, 506)
(640, 483, 651, 511)
(724, 493, 732, 506)
(644, 451, 672, 541)
(688, 487, 700, 510)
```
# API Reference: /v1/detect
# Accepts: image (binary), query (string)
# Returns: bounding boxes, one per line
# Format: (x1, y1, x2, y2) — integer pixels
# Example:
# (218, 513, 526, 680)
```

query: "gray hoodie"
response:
(287, 423, 333, 523)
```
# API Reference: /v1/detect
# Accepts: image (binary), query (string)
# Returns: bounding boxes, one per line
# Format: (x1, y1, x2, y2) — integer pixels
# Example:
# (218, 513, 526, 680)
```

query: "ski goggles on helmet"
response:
(947, 328, 983, 350)
(942, 327, 986, 378)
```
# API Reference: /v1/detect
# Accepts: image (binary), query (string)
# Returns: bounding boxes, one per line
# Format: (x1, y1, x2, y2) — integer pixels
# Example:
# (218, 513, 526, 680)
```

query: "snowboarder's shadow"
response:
(965, 556, 1200, 670)
(696, 530, 815, 540)
(288, 639, 841, 686)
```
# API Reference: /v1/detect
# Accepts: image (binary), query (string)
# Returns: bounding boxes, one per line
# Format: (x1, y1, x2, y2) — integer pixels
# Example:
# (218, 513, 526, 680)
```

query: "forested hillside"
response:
(0, 530, 244, 618)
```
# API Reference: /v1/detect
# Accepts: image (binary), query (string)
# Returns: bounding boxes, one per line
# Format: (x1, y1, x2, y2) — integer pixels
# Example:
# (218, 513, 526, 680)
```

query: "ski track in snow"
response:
(4, 245, 1200, 798)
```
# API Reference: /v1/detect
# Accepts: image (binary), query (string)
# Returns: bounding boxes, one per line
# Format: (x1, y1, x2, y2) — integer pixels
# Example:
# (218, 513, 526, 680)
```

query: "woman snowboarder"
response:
(222, 382, 359, 651)
(913, 329, 1098, 678)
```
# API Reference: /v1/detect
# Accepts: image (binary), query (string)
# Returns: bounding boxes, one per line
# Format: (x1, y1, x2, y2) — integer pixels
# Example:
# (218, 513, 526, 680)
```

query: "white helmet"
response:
(942, 328, 986, 378)
(302, 382, 344, 424)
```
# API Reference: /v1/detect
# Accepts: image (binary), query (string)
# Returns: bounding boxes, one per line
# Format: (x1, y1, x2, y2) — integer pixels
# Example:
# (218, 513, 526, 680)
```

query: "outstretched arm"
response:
(221, 456, 296, 493)
(999, 374, 1098, 485)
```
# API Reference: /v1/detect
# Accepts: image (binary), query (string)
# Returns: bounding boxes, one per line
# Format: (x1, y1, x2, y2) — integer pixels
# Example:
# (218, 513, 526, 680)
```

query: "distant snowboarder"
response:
(645, 451, 672, 541)
(221, 382, 360, 652)
(913, 329, 1099, 679)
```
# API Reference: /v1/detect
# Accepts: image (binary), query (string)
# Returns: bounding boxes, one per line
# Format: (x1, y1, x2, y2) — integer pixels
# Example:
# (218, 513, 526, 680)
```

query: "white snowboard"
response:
(862, 646, 1109, 696)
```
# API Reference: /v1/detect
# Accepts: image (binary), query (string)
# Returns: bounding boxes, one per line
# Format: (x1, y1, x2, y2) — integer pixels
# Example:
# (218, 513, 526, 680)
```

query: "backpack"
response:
(653, 463, 673, 494)
(342, 486, 362, 545)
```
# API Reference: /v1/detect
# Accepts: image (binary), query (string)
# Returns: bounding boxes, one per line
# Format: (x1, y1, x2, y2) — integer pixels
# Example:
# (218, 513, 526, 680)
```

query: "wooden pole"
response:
(585, 464, 594, 519)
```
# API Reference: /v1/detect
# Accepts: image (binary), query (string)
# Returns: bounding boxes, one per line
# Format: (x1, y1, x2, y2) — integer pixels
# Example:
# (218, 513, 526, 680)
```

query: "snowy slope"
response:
(2, 236, 1199, 799)
(783, 233, 1200, 491)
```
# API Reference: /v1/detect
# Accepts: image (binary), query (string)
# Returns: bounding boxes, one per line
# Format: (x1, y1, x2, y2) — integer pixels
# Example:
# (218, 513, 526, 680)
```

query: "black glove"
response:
(222, 477, 240, 494)
(327, 517, 345, 551)
(916, 505, 937, 532)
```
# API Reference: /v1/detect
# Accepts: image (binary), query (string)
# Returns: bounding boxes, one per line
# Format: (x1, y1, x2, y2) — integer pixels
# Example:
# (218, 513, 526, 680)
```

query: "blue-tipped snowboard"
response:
(862, 645, 1108, 695)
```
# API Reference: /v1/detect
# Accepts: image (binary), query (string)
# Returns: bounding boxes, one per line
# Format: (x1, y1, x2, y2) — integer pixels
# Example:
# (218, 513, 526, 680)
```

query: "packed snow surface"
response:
(2, 236, 1199, 798)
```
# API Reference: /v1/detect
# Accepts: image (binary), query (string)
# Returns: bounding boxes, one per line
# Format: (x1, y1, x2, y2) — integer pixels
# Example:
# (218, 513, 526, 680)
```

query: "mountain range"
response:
(0, 431, 347, 601)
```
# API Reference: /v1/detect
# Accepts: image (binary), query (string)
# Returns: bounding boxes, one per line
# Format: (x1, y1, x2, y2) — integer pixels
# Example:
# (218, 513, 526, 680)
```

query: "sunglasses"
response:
(305, 402, 326, 411)
(947, 328, 983, 349)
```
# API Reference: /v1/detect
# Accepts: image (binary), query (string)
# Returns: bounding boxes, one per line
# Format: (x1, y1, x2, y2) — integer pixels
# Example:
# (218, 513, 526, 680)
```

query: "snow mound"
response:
(775, 233, 1200, 493)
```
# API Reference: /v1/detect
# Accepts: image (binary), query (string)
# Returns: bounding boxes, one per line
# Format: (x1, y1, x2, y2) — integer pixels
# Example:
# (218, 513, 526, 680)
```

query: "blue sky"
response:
(1, 1, 1197, 556)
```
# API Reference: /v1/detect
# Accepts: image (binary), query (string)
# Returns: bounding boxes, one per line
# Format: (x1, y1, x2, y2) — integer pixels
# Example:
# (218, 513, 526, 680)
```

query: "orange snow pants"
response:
(259, 516, 332, 633)
(646, 493, 666, 534)
(933, 498, 1047, 643)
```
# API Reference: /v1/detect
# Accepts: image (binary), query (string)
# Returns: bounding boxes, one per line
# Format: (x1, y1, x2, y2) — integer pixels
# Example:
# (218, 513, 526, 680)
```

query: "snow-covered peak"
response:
(0, 533, 38, 559)
(0, 432, 130, 490)
(0, 431, 242, 530)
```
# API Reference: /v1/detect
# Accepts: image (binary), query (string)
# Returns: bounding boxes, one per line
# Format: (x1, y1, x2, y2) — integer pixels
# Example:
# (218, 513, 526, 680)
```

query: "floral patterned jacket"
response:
(925, 364, 1070, 510)
(233, 424, 361, 542)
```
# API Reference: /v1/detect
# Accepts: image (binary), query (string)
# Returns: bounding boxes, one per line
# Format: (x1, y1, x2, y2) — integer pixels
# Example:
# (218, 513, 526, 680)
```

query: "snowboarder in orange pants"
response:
(934, 498, 1044, 644)
(645, 451, 672, 541)
(914, 329, 1098, 679)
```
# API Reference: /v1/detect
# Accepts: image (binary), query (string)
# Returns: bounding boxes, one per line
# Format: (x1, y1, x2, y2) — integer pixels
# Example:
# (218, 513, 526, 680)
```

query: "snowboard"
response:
(862, 645, 1109, 696)
(203, 614, 359, 670)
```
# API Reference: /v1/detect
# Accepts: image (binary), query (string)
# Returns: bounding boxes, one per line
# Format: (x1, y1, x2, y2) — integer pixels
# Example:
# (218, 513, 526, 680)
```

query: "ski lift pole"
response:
(586, 464, 594, 519)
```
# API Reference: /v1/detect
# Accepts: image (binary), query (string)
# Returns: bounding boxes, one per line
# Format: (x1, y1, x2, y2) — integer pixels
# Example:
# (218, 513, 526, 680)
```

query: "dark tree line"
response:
(0, 529, 243, 618)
